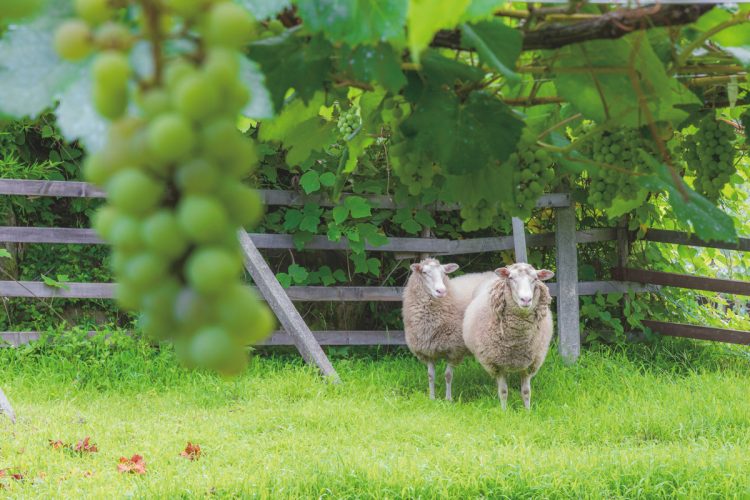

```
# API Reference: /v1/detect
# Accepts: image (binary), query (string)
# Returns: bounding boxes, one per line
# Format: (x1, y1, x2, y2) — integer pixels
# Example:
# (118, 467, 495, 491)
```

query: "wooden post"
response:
(237, 231, 340, 382)
(511, 217, 528, 263)
(555, 206, 580, 363)
(0, 387, 15, 423)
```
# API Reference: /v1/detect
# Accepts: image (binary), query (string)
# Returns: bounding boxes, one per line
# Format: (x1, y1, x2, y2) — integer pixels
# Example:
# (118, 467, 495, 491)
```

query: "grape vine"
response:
(57, 0, 274, 373)
(682, 115, 737, 201)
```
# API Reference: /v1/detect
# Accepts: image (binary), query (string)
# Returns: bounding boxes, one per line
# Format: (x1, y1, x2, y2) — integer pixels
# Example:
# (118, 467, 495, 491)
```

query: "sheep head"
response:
(410, 258, 459, 299)
(495, 263, 554, 311)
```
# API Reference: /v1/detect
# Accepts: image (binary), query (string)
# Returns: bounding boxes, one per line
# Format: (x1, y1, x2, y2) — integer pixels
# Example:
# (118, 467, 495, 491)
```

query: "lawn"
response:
(1, 331, 749, 498)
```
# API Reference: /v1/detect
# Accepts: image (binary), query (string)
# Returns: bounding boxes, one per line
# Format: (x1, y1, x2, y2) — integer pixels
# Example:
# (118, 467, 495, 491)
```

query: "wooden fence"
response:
(2, 178, 749, 367)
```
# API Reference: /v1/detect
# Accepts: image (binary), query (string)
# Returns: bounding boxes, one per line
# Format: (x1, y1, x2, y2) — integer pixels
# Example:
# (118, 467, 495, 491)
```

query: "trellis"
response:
(2, 178, 750, 382)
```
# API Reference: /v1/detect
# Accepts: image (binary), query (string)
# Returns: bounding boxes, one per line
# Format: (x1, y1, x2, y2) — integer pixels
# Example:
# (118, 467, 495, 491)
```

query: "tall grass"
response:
(1, 329, 749, 498)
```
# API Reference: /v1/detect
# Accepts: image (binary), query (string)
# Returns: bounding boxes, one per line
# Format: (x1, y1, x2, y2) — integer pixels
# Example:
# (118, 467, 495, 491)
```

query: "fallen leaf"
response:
(74, 437, 98, 454)
(49, 439, 68, 450)
(180, 442, 201, 461)
(117, 455, 146, 475)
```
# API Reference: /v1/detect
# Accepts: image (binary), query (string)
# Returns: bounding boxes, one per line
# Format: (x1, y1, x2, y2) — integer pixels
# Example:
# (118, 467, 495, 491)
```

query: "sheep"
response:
(402, 258, 495, 401)
(462, 263, 554, 410)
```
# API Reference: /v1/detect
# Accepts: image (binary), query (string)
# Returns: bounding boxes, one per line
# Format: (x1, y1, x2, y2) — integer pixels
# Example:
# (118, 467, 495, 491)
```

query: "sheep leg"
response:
(520, 375, 532, 410)
(497, 376, 508, 410)
(445, 363, 453, 401)
(427, 361, 436, 400)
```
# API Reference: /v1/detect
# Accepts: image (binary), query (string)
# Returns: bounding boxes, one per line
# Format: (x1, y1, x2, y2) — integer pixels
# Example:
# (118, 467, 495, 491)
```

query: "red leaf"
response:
(117, 454, 146, 475)
(74, 437, 98, 454)
(180, 442, 201, 461)
(10, 473, 23, 481)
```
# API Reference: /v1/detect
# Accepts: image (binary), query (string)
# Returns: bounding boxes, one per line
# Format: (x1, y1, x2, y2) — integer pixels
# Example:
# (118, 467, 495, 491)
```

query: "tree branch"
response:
(432, 4, 713, 52)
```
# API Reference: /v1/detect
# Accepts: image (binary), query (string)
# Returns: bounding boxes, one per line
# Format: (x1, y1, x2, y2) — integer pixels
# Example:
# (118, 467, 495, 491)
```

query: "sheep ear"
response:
(536, 269, 554, 281)
(410, 263, 422, 273)
(442, 263, 459, 274)
(495, 267, 510, 278)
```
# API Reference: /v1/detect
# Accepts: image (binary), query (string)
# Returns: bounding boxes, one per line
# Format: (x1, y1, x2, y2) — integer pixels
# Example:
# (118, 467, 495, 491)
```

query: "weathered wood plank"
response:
(612, 267, 750, 296)
(0, 227, 104, 244)
(641, 229, 750, 252)
(238, 230, 340, 381)
(0, 281, 656, 300)
(511, 217, 528, 263)
(0, 387, 15, 424)
(642, 320, 750, 345)
(0, 179, 571, 209)
(555, 205, 580, 363)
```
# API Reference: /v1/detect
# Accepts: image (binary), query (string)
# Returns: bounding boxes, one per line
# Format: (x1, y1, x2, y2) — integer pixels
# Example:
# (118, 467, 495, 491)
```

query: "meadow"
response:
(1, 331, 749, 498)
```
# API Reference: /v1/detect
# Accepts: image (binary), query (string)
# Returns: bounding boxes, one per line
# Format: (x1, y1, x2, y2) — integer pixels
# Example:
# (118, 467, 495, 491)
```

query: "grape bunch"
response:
(258, 19, 285, 39)
(586, 128, 651, 210)
(55, 0, 274, 374)
(389, 140, 437, 196)
(503, 145, 555, 218)
(682, 116, 737, 201)
(337, 106, 361, 140)
(459, 199, 498, 232)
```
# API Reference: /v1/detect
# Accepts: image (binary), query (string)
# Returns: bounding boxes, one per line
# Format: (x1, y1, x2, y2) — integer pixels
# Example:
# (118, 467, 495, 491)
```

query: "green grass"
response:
(1, 331, 750, 498)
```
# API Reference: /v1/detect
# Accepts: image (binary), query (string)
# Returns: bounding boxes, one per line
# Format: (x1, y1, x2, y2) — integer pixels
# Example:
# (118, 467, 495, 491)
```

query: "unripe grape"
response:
(54, 19, 93, 61)
(94, 22, 134, 51)
(175, 158, 221, 193)
(219, 181, 264, 227)
(93, 51, 131, 88)
(177, 195, 229, 243)
(115, 283, 140, 310)
(107, 169, 164, 215)
(174, 73, 221, 121)
(186, 246, 241, 294)
(92, 205, 119, 241)
(189, 326, 236, 368)
(142, 210, 189, 259)
(205, 3, 258, 49)
(137, 89, 172, 119)
(125, 252, 168, 289)
(147, 113, 195, 164)
(163, 0, 204, 17)
(75, 0, 112, 25)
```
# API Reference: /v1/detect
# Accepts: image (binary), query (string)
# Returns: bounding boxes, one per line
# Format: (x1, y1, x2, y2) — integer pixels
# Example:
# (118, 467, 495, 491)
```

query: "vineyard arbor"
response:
(0, 1, 749, 378)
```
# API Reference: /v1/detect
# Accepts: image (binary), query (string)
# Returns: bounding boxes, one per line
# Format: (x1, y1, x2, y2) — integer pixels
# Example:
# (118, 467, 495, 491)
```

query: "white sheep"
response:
(402, 258, 495, 401)
(463, 263, 554, 410)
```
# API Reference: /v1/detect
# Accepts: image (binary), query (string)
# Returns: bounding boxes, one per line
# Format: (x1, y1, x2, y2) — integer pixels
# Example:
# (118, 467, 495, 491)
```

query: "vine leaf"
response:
(237, 0, 290, 20)
(319, 172, 336, 187)
(462, 0, 506, 21)
(297, 0, 407, 47)
(299, 171, 321, 194)
(640, 152, 737, 243)
(239, 57, 275, 120)
(407, 0, 471, 61)
(460, 19, 521, 82)
(694, 8, 750, 67)
(339, 44, 407, 93)
(0, 1, 82, 119)
(344, 196, 372, 218)
(248, 32, 333, 113)
(332, 205, 349, 224)
(552, 34, 701, 127)
(403, 88, 523, 174)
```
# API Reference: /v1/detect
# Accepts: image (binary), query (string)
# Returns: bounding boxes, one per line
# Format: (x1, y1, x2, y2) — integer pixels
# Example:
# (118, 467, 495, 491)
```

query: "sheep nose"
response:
(435, 287, 447, 297)
(520, 297, 532, 307)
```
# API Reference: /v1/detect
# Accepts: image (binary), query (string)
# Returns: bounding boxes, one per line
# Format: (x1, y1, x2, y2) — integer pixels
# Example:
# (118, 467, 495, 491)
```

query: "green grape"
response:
(682, 115, 737, 201)
(93, 81, 128, 120)
(108, 215, 144, 253)
(219, 181, 264, 227)
(224, 138, 258, 178)
(186, 246, 241, 295)
(177, 195, 229, 242)
(164, 0, 203, 17)
(189, 326, 236, 369)
(93, 51, 131, 88)
(142, 210, 189, 259)
(174, 287, 218, 331)
(201, 119, 240, 160)
(267, 19, 285, 35)
(54, 19, 93, 60)
(124, 252, 168, 289)
(174, 73, 221, 121)
(204, 48, 240, 88)
(141, 278, 181, 316)
(115, 283, 141, 311)
(107, 169, 164, 216)
(137, 89, 172, 119)
(147, 113, 195, 163)
(176, 158, 220, 193)
(74, 0, 112, 25)
(204, 2, 258, 49)
(165, 59, 197, 92)
(92, 205, 119, 241)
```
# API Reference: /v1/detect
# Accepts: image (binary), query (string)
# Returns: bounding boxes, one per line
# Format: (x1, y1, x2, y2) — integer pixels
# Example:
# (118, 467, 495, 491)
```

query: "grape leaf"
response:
(56, 63, 108, 153)
(552, 33, 701, 127)
(332, 205, 349, 224)
(414, 209, 435, 227)
(460, 19, 521, 82)
(401, 218, 422, 234)
(344, 196, 372, 218)
(339, 44, 407, 93)
(408, 0, 471, 61)
(462, 0, 504, 21)
(283, 209, 303, 230)
(248, 32, 333, 112)
(238, 0, 290, 20)
(288, 264, 309, 284)
(333, 269, 347, 282)
(0, 1, 83, 119)
(259, 93, 335, 166)
(299, 171, 320, 194)
(276, 272, 292, 288)
(239, 57, 275, 120)
(693, 9, 750, 67)
(640, 152, 737, 243)
(319, 172, 336, 187)
(403, 88, 523, 174)
(297, 0, 407, 47)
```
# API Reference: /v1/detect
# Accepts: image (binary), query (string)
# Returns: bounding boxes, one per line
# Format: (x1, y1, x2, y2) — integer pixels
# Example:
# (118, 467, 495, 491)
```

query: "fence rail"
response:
(613, 267, 750, 296)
